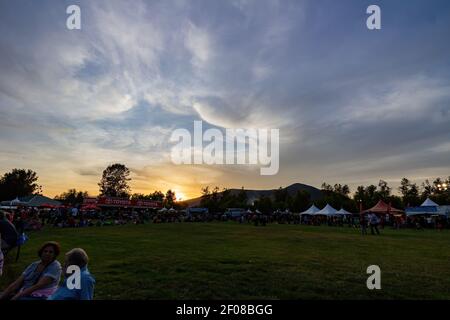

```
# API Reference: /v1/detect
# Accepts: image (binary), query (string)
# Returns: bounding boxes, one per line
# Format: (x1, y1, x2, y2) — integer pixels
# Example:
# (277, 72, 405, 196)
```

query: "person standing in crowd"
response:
(360, 213, 368, 235)
(0, 211, 18, 254)
(0, 232, 4, 277)
(0, 241, 62, 300)
(48, 248, 95, 300)
(369, 213, 380, 235)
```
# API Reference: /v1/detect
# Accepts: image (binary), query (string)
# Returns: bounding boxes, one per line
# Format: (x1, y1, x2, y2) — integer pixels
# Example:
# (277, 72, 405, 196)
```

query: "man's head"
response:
(65, 248, 89, 269)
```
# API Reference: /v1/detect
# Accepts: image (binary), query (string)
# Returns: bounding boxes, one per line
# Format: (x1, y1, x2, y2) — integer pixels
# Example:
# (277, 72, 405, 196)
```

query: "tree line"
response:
(200, 177, 450, 213)
(0, 164, 179, 208)
(0, 165, 448, 211)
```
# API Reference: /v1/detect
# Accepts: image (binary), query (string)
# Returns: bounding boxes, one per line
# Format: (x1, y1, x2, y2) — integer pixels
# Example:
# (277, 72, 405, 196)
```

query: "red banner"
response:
(83, 197, 162, 208)
(83, 197, 98, 205)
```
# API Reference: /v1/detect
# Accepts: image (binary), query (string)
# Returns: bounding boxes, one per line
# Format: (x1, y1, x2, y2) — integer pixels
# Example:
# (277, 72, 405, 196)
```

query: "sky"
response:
(0, 0, 449, 200)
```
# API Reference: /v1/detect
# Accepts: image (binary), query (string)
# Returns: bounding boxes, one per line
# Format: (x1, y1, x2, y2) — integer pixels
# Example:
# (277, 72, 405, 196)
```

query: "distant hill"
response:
(182, 183, 323, 207)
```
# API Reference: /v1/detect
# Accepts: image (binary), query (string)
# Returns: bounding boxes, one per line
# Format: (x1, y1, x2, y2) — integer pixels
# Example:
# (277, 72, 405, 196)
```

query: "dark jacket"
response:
(0, 218, 18, 247)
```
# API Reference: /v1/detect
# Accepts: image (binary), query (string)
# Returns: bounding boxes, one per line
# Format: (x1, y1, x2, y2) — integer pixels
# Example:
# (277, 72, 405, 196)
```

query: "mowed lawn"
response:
(1, 222, 449, 299)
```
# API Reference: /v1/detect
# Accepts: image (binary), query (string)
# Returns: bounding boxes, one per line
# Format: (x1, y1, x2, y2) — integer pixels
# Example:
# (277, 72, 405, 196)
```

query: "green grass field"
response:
(1, 222, 449, 299)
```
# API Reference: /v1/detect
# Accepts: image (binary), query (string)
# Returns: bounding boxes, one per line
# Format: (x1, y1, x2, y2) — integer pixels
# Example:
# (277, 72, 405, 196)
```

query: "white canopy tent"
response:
(314, 204, 338, 216)
(11, 197, 21, 205)
(421, 198, 439, 207)
(406, 198, 442, 216)
(300, 204, 320, 215)
(336, 208, 353, 216)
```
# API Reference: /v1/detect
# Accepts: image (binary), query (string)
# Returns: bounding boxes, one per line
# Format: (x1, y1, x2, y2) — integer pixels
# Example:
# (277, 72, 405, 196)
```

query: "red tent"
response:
(39, 203, 57, 209)
(363, 200, 403, 215)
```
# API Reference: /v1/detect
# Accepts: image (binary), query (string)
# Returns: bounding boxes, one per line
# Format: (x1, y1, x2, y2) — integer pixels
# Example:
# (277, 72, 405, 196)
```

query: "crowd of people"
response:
(0, 205, 447, 234)
(0, 206, 150, 231)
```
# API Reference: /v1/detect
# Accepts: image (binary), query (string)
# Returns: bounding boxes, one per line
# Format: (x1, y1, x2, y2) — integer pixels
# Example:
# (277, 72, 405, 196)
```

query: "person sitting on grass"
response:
(0, 241, 62, 300)
(48, 248, 95, 300)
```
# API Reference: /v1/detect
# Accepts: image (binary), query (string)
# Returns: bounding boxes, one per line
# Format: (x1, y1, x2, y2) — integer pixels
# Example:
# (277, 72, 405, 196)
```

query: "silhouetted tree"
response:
(55, 189, 89, 206)
(377, 180, 391, 200)
(165, 189, 176, 207)
(291, 190, 311, 212)
(274, 187, 289, 209)
(254, 196, 273, 214)
(131, 193, 151, 200)
(98, 163, 131, 198)
(151, 191, 164, 201)
(398, 178, 420, 207)
(0, 169, 41, 201)
(321, 183, 333, 192)
(421, 179, 433, 199)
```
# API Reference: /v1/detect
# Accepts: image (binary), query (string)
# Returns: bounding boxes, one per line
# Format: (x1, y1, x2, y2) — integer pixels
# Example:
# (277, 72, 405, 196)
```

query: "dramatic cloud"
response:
(0, 0, 449, 197)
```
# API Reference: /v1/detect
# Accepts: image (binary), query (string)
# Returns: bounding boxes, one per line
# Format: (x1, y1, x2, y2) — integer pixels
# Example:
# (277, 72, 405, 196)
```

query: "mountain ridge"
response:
(182, 183, 323, 207)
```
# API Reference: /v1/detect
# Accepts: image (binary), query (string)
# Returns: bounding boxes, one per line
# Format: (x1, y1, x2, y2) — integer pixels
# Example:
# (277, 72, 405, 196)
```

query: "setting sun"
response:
(174, 191, 186, 201)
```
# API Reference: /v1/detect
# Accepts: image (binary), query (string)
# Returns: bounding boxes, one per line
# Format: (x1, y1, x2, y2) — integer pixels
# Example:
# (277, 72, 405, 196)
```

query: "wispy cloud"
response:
(0, 0, 449, 197)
